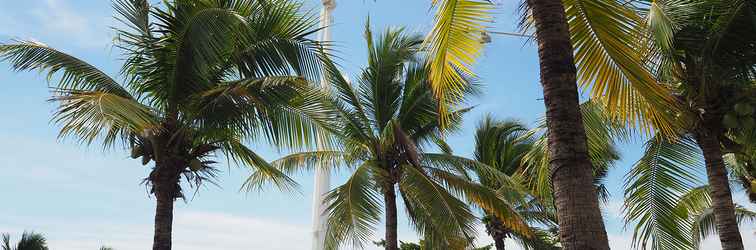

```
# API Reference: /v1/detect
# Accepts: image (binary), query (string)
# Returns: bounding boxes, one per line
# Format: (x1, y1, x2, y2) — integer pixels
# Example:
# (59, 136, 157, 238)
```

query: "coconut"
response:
(742, 117, 755, 129)
(734, 103, 754, 115)
(723, 113, 739, 128)
(130, 145, 142, 159)
(190, 159, 203, 171)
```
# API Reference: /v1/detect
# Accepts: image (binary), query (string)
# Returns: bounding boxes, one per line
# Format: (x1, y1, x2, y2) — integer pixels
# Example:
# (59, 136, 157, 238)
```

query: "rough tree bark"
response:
(384, 182, 398, 250)
(695, 126, 744, 250)
(526, 0, 610, 249)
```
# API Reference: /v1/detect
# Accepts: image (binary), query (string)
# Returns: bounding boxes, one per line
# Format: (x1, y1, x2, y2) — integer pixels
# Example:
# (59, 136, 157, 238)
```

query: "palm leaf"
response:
(425, 0, 493, 120)
(0, 42, 131, 98)
(323, 162, 383, 250)
(623, 135, 705, 250)
(51, 90, 157, 147)
(564, 0, 680, 136)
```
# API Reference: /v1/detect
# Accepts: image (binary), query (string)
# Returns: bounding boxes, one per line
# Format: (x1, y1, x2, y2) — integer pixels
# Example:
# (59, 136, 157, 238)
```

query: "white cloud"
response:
(29, 0, 112, 48)
(0, 0, 112, 49)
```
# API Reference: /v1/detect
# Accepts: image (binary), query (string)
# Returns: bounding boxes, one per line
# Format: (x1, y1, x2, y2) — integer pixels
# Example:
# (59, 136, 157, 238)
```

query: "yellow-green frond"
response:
(426, 0, 493, 121)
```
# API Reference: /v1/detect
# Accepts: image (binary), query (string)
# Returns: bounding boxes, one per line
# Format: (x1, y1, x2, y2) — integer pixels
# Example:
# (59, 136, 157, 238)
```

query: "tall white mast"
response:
(312, 1, 335, 250)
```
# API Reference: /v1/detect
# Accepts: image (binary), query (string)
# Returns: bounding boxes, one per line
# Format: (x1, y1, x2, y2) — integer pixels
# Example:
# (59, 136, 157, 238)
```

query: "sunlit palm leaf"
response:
(564, 0, 680, 136)
(426, 0, 493, 120)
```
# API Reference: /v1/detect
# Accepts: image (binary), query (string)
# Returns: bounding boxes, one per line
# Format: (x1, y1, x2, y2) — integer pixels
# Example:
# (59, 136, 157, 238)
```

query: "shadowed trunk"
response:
(153, 188, 174, 250)
(384, 182, 398, 250)
(151, 158, 181, 250)
(695, 127, 744, 250)
(526, 0, 610, 249)
(485, 215, 508, 250)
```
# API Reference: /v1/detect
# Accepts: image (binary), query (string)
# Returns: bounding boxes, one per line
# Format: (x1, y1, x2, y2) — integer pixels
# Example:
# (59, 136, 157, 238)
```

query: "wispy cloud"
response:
(0, 0, 112, 49)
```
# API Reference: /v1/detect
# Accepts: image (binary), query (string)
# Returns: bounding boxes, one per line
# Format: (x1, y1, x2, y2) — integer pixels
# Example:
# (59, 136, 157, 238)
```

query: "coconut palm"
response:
(472, 117, 558, 250)
(1, 232, 48, 250)
(260, 25, 529, 250)
(616, 1, 756, 249)
(473, 101, 626, 250)
(0, 1, 332, 249)
(423, 0, 669, 246)
(624, 135, 756, 250)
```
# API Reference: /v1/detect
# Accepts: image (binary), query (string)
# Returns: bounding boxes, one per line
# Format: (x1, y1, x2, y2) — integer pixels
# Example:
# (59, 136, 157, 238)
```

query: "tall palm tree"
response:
(618, 1, 756, 248)
(423, 0, 661, 247)
(261, 25, 529, 250)
(624, 135, 756, 250)
(0, 1, 332, 249)
(1, 232, 48, 250)
(472, 117, 558, 250)
(472, 101, 625, 250)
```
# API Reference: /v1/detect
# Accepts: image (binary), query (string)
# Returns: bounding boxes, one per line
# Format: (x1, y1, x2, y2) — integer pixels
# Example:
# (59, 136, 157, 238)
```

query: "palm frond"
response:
(399, 165, 478, 247)
(623, 135, 705, 250)
(323, 162, 383, 250)
(425, 0, 493, 119)
(0, 41, 132, 97)
(225, 139, 299, 193)
(565, 0, 680, 135)
(51, 90, 157, 147)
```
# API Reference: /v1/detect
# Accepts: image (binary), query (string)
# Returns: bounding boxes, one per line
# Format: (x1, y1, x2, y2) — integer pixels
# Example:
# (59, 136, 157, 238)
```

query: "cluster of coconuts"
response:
(723, 102, 755, 129)
(130, 144, 204, 172)
(131, 144, 153, 165)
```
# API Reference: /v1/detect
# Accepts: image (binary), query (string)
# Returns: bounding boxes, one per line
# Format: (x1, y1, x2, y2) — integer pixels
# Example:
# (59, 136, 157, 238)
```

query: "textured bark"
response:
(694, 128, 744, 250)
(153, 188, 174, 250)
(384, 183, 398, 250)
(527, 0, 610, 249)
(151, 157, 182, 250)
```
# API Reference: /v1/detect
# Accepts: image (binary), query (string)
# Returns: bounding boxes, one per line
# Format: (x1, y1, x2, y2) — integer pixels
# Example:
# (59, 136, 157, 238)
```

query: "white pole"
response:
(312, 1, 335, 250)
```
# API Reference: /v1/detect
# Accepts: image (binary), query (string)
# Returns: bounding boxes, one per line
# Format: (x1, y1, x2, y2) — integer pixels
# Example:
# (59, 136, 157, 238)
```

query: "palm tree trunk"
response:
(526, 0, 609, 249)
(694, 128, 744, 250)
(153, 188, 174, 250)
(384, 183, 399, 250)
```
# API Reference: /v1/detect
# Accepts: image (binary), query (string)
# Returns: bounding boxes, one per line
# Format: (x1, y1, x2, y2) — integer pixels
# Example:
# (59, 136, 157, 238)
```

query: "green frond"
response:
(675, 185, 756, 248)
(424, 166, 532, 238)
(2, 231, 48, 250)
(226, 139, 299, 193)
(425, 0, 493, 119)
(51, 90, 157, 147)
(399, 165, 477, 248)
(623, 135, 705, 250)
(0, 41, 131, 97)
(270, 150, 346, 175)
(323, 162, 383, 250)
(193, 76, 338, 150)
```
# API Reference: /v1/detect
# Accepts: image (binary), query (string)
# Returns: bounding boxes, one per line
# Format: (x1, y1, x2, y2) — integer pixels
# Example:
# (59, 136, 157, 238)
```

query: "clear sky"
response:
(0, 0, 752, 249)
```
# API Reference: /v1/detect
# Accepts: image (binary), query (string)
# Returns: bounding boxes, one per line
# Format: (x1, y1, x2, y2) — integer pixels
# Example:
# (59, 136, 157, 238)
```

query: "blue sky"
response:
(0, 0, 753, 249)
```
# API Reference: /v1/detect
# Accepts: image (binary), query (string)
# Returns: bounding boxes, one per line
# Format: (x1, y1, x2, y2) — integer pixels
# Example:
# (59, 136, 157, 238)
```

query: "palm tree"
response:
(616, 1, 756, 249)
(624, 135, 756, 250)
(472, 117, 557, 250)
(423, 0, 659, 247)
(473, 100, 626, 250)
(262, 25, 529, 250)
(1, 232, 48, 250)
(0, 1, 332, 249)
